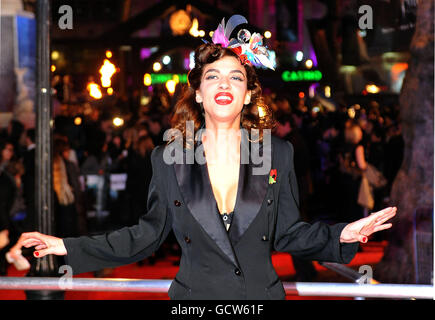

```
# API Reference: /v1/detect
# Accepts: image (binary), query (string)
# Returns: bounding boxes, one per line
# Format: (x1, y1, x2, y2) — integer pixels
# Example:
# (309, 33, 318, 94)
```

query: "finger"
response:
(16, 234, 36, 246)
(374, 209, 397, 224)
(35, 244, 47, 251)
(34, 249, 49, 258)
(35, 244, 60, 257)
(366, 209, 395, 228)
(22, 239, 44, 248)
(364, 216, 378, 228)
(364, 208, 393, 225)
(357, 234, 369, 243)
(23, 240, 44, 246)
(19, 232, 39, 240)
(359, 215, 378, 230)
(374, 212, 396, 226)
(19, 232, 44, 243)
(376, 206, 397, 216)
(23, 242, 41, 248)
(371, 207, 396, 219)
(373, 223, 393, 233)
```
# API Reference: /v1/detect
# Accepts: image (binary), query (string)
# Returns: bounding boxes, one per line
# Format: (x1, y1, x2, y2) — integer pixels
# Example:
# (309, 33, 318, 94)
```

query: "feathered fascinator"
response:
(207, 15, 275, 71)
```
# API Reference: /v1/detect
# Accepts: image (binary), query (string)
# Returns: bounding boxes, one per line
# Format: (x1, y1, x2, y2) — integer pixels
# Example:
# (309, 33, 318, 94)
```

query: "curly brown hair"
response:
(169, 43, 275, 147)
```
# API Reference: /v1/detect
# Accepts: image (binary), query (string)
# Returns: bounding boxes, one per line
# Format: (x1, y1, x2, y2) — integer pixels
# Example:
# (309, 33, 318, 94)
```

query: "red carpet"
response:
(0, 241, 387, 300)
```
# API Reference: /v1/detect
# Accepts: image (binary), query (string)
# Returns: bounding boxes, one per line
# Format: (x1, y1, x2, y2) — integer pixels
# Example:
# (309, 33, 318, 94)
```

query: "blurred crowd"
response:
(269, 96, 403, 224)
(0, 86, 404, 274)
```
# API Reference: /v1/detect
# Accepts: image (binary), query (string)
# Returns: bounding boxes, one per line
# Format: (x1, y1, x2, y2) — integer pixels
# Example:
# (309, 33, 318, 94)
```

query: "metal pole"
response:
(0, 277, 172, 293)
(285, 282, 433, 300)
(319, 262, 364, 283)
(0, 278, 433, 299)
(27, 0, 64, 300)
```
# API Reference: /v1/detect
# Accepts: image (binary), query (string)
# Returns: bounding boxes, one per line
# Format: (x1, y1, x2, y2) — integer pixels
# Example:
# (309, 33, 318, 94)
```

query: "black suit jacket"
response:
(63, 134, 358, 300)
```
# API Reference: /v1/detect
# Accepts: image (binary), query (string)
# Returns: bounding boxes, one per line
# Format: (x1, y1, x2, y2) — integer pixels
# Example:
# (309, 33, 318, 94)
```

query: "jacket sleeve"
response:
(62, 146, 172, 275)
(273, 141, 359, 264)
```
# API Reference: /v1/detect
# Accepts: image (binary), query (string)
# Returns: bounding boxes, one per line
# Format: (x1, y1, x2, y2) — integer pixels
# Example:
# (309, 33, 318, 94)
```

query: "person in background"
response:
(384, 123, 404, 196)
(125, 135, 154, 225)
(274, 114, 312, 220)
(0, 142, 21, 272)
(338, 123, 367, 222)
(22, 129, 36, 232)
(0, 120, 25, 159)
(0, 141, 15, 174)
(107, 134, 128, 173)
(274, 95, 292, 118)
(53, 138, 83, 237)
(80, 130, 109, 175)
(146, 113, 164, 147)
(274, 114, 317, 282)
(0, 160, 29, 273)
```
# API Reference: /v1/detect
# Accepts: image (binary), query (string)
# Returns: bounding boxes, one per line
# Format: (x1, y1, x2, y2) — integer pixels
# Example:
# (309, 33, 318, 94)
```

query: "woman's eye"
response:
(205, 75, 217, 80)
(231, 76, 243, 81)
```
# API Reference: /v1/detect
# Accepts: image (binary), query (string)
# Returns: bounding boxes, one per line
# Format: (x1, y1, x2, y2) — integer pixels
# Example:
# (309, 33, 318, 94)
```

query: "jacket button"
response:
(261, 235, 268, 241)
(184, 236, 191, 243)
(234, 268, 241, 276)
(267, 199, 273, 205)
(174, 200, 181, 207)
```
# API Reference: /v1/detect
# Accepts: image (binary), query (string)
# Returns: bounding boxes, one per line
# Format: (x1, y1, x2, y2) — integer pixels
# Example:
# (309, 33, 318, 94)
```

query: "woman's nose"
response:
(218, 77, 230, 89)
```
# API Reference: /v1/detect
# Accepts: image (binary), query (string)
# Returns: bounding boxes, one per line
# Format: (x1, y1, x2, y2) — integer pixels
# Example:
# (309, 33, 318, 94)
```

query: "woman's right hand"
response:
(11, 232, 67, 258)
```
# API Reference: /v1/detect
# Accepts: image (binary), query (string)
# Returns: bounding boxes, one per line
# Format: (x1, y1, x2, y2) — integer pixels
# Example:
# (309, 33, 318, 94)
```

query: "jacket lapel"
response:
(173, 128, 272, 265)
(174, 157, 239, 267)
(228, 132, 271, 246)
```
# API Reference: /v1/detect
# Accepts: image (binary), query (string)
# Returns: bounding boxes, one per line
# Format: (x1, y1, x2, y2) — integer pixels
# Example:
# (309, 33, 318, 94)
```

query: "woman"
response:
(0, 142, 19, 272)
(0, 159, 30, 273)
(10, 16, 396, 299)
(53, 138, 83, 237)
(0, 120, 25, 159)
(338, 123, 368, 221)
(126, 135, 154, 225)
(0, 141, 15, 174)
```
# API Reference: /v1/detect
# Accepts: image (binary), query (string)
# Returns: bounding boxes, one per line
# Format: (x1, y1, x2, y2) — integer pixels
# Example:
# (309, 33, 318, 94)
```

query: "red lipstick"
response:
(214, 92, 233, 105)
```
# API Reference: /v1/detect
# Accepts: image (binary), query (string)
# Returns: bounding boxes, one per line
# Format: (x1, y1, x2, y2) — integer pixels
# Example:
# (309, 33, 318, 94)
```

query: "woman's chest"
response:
(206, 162, 240, 214)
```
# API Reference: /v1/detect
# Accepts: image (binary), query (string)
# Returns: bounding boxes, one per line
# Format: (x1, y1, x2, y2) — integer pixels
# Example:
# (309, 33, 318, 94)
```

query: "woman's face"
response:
(196, 56, 251, 124)
(62, 148, 70, 160)
(1, 143, 14, 162)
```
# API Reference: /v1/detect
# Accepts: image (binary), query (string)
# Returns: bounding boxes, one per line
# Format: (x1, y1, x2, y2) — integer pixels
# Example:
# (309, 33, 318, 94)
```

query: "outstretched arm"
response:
(273, 142, 396, 263)
(10, 146, 172, 275)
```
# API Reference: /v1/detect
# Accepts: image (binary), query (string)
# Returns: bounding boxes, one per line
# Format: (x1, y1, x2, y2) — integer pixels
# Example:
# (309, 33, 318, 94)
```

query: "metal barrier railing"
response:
(319, 262, 379, 284)
(283, 282, 433, 299)
(0, 277, 433, 299)
(317, 261, 380, 300)
(0, 277, 171, 293)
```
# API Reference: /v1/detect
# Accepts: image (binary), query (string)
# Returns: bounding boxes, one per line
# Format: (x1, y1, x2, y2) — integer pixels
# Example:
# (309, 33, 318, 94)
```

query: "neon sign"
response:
(143, 73, 188, 86)
(281, 70, 322, 82)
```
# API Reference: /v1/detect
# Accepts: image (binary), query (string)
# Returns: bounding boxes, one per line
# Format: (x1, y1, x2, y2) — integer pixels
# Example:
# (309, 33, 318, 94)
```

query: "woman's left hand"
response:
(340, 207, 397, 243)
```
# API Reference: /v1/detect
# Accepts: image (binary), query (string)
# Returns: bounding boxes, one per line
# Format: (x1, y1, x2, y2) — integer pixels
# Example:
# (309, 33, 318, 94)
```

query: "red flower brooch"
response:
(269, 169, 277, 184)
